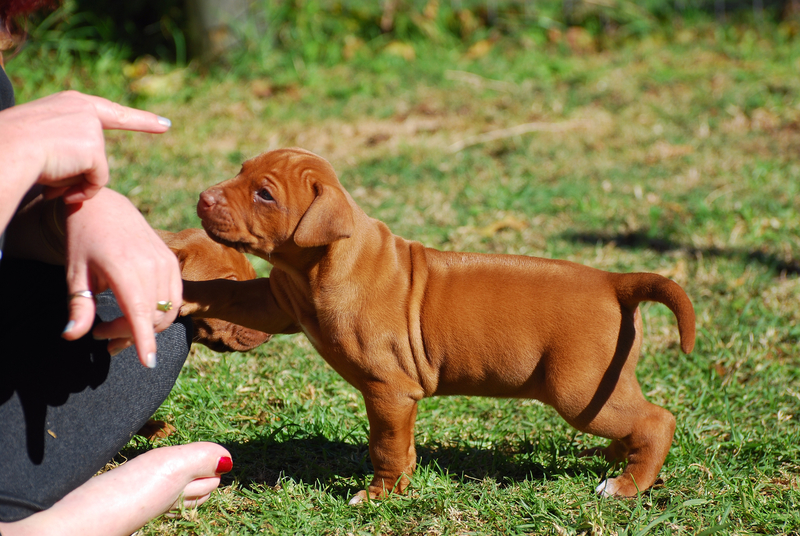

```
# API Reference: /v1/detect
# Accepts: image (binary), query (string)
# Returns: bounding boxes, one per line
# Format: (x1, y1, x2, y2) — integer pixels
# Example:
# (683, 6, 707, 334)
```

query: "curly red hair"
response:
(0, 0, 61, 55)
(1, 0, 61, 32)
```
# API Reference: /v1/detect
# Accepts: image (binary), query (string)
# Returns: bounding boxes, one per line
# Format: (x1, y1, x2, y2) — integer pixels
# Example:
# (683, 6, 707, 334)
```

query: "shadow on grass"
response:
(563, 229, 800, 277)
(119, 432, 610, 498)
(116, 428, 614, 500)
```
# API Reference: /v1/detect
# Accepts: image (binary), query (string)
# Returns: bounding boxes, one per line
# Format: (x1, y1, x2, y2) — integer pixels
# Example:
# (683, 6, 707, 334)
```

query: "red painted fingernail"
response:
(215, 456, 233, 474)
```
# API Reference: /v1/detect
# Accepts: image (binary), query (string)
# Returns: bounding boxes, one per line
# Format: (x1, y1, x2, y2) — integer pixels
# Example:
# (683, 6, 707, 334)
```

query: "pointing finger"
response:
(82, 93, 172, 133)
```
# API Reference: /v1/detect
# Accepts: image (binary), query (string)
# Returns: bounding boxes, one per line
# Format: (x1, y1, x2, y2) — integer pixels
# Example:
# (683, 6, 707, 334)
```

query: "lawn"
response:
(10, 1, 800, 534)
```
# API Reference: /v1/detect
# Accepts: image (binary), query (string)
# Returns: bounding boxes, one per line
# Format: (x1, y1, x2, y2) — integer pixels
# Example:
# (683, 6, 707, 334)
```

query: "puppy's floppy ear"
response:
(293, 183, 354, 247)
(173, 248, 191, 272)
(161, 244, 189, 272)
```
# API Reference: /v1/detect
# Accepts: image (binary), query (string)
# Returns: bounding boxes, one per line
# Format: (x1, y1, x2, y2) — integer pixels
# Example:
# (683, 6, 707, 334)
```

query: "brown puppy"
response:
(156, 228, 271, 352)
(181, 148, 696, 501)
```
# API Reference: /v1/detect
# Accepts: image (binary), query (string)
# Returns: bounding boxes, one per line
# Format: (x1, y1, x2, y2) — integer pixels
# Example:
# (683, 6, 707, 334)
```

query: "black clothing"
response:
(0, 67, 191, 522)
(0, 259, 191, 521)
(0, 64, 12, 257)
(0, 62, 13, 107)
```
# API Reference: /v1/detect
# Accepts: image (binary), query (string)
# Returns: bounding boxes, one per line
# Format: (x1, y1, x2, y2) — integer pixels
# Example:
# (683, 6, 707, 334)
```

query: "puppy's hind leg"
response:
(556, 354, 675, 496)
(588, 402, 676, 498)
(566, 306, 675, 496)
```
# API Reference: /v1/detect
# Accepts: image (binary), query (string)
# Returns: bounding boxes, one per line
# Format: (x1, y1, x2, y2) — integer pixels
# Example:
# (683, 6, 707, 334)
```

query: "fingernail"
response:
(109, 346, 123, 357)
(216, 456, 233, 474)
(157, 116, 172, 128)
(145, 352, 157, 368)
(62, 320, 75, 335)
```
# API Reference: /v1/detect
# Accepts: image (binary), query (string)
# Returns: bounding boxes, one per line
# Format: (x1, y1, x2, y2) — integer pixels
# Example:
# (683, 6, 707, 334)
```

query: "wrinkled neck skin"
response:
(267, 200, 416, 378)
(271, 195, 397, 299)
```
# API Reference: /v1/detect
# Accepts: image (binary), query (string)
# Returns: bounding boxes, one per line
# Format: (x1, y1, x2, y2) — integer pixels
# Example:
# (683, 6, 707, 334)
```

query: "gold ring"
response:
(69, 290, 94, 300)
(156, 300, 173, 312)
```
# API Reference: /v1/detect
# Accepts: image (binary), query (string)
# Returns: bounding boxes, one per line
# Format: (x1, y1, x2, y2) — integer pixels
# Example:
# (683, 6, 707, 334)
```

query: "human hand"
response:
(61, 188, 182, 368)
(0, 90, 170, 205)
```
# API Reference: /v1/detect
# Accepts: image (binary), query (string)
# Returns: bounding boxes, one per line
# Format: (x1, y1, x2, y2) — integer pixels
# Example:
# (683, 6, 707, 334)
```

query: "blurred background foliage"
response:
(11, 0, 800, 107)
(16, 0, 800, 66)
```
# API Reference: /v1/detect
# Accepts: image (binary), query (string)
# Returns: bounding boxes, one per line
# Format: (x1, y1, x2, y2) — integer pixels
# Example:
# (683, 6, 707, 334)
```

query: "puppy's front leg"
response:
(181, 278, 297, 334)
(350, 383, 422, 504)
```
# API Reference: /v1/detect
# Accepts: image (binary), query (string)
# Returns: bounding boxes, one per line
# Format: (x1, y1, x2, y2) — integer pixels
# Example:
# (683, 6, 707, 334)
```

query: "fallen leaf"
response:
(384, 41, 416, 61)
(465, 39, 493, 60)
(130, 69, 186, 97)
(480, 215, 528, 237)
(123, 56, 157, 79)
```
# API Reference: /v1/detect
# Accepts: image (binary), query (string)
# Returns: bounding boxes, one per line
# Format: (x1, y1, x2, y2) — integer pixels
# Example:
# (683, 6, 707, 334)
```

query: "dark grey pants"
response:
(0, 258, 191, 521)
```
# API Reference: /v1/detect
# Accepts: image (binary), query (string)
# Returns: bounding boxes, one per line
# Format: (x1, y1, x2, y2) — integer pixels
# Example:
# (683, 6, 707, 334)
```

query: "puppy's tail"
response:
(612, 272, 696, 354)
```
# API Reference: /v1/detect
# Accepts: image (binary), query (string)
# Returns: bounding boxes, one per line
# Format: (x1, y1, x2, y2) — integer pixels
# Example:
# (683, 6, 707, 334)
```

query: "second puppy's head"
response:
(197, 148, 354, 260)
(157, 228, 272, 352)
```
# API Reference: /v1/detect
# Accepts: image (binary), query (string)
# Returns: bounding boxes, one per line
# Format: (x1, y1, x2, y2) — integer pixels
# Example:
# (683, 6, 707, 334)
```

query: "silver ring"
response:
(156, 300, 173, 312)
(69, 290, 94, 301)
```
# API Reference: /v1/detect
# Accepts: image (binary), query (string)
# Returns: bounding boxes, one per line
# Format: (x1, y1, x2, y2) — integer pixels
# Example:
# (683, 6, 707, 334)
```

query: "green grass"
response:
(9, 4, 800, 534)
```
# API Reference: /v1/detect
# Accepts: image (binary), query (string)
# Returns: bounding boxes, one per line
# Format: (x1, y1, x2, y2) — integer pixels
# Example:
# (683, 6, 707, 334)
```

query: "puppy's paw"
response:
(348, 486, 390, 505)
(348, 490, 369, 505)
(136, 419, 176, 440)
(595, 475, 638, 498)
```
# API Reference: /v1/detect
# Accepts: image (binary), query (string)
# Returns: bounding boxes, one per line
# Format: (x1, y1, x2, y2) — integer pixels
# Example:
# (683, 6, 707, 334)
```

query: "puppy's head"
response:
(197, 148, 354, 259)
(158, 228, 258, 281)
(157, 228, 272, 352)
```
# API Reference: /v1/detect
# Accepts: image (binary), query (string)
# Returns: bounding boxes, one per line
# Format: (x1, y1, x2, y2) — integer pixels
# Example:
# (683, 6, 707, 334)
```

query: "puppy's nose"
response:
(197, 190, 217, 218)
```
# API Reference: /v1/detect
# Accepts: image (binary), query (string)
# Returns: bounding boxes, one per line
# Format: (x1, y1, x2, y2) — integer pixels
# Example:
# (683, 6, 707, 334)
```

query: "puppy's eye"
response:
(256, 188, 274, 201)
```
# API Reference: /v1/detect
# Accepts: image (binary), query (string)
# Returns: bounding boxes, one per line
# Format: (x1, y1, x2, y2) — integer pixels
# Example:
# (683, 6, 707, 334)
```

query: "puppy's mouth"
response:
(201, 226, 271, 261)
(200, 221, 248, 250)
(197, 199, 251, 247)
